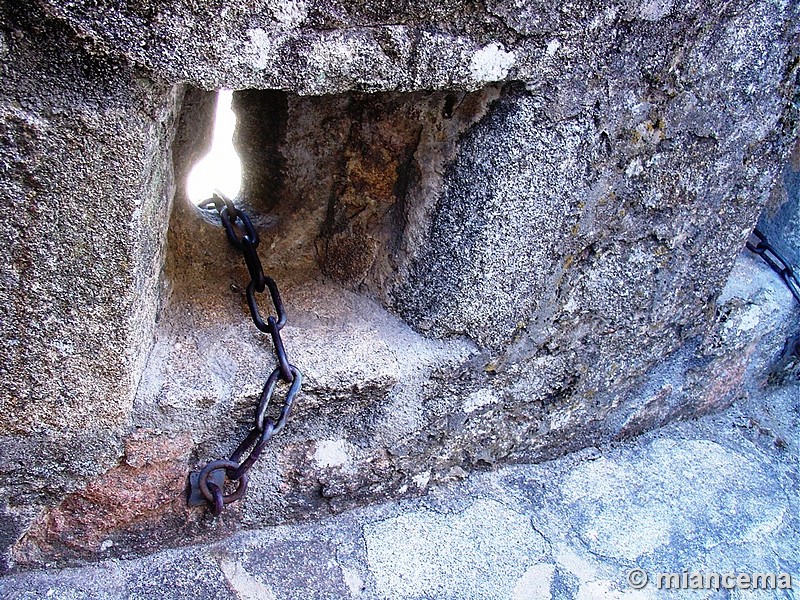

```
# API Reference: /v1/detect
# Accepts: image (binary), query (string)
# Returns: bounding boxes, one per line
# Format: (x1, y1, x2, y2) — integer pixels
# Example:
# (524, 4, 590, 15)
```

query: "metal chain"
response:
(746, 228, 800, 305)
(186, 191, 302, 516)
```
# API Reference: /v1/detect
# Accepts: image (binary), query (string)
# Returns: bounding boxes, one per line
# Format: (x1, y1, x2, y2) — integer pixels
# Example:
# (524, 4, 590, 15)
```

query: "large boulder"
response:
(0, 0, 798, 568)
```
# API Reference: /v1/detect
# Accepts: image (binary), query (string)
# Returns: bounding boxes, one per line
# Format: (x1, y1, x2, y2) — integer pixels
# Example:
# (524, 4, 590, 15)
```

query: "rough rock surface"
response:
(760, 137, 800, 267)
(0, 378, 796, 598)
(0, 0, 798, 571)
(0, 2, 179, 569)
(0, 5, 178, 435)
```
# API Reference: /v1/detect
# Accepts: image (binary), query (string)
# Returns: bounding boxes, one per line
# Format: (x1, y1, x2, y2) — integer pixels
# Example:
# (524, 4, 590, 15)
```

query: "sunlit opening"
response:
(186, 90, 243, 205)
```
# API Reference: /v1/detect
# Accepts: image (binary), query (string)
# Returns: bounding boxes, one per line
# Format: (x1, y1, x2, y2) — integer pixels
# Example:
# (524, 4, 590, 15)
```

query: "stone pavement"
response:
(1, 379, 797, 600)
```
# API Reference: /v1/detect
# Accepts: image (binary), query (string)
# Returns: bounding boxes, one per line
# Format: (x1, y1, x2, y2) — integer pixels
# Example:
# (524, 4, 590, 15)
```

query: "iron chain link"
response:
(188, 191, 302, 516)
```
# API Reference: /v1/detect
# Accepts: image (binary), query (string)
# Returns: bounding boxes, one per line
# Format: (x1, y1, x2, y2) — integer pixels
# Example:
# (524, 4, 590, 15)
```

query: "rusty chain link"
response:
(186, 191, 302, 516)
(746, 228, 800, 305)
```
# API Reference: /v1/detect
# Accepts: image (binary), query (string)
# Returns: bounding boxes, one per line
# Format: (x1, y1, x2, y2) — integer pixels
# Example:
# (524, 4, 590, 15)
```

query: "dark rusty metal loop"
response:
(214, 189, 237, 216)
(197, 459, 249, 508)
(242, 237, 266, 292)
(198, 197, 222, 211)
(256, 365, 302, 436)
(189, 193, 301, 516)
(229, 428, 262, 465)
(228, 421, 276, 480)
(203, 190, 259, 250)
(269, 317, 293, 381)
(246, 278, 287, 333)
(207, 481, 225, 516)
(220, 206, 259, 250)
(787, 276, 800, 304)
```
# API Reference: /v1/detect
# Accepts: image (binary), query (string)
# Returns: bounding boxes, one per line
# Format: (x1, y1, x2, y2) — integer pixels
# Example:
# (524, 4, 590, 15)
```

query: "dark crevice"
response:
(232, 90, 289, 215)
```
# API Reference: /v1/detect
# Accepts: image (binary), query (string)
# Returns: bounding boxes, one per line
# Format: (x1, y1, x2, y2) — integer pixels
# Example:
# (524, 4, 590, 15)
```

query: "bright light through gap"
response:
(186, 90, 242, 205)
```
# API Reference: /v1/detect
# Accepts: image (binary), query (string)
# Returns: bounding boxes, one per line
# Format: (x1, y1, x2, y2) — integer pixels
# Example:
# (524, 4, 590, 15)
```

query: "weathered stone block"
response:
(0, 3, 180, 568)
(0, 6, 177, 435)
(0, 0, 798, 571)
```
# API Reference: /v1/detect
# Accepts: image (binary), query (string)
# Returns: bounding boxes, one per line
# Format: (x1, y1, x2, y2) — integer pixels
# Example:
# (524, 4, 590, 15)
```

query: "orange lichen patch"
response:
(124, 429, 192, 468)
(16, 430, 193, 559)
(317, 98, 424, 287)
(346, 149, 400, 204)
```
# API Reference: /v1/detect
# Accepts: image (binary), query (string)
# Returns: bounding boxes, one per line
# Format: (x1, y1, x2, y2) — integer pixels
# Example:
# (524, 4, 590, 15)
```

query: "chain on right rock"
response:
(746, 228, 800, 305)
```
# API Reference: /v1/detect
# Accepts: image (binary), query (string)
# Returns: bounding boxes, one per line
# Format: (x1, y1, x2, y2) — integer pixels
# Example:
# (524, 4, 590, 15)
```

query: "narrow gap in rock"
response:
(186, 90, 242, 205)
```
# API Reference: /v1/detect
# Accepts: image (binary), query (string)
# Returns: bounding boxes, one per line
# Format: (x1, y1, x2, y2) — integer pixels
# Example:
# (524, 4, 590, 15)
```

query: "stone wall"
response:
(0, 2, 180, 567)
(0, 0, 798, 569)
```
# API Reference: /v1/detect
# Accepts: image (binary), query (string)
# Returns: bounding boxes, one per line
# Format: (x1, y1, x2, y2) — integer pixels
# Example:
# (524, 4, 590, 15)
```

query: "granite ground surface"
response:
(1, 378, 797, 600)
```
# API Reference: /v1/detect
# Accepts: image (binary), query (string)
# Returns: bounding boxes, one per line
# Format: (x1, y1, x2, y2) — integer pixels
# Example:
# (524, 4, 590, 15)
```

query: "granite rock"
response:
(0, 3, 179, 569)
(0, 380, 796, 598)
(0, 0, 798, 570)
